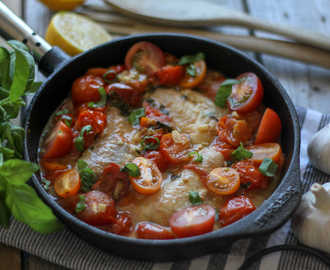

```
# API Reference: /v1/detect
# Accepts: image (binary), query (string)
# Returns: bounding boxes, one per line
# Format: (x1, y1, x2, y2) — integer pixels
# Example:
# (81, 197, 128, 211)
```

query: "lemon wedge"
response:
(45, 12, 112, 56)
(38, 0, 85, 11)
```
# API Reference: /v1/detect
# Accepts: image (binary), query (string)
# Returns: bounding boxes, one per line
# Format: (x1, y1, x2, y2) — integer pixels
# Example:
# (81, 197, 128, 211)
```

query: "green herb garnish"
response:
(75, 125, 92, 151)
(89, 87, 106, 108)
(120, 163, 141, 177)
(103, 70, 117, 84)
(78, 159, 96, 192)
(76, 195, 86, 212)
(128, 108, 145, 126)
(188, 151, 203, 163)
(42, 178, 51, 191)
(259, 157, 278, 177)
(178, 52, 205, 65)
(189, 191, 202, 206)
(141, 136, 160, 150)
(59, 115, 72, 127)
(231, 142, 253, 161)
(186, 64, 196, 77)
(214, 79, 241, 108)
(54, 109, 69, 118)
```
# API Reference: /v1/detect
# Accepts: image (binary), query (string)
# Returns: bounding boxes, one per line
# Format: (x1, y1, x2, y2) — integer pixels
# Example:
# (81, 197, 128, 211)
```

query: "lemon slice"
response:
(45, 12, 112, 56)
(38, 0, 85, 11)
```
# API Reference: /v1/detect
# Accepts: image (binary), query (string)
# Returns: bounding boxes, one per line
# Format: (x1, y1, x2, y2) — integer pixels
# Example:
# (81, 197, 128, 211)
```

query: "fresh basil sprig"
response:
(188, 151, 203, 163)
(214, 79, 241, 108)
(88, 87, 107, 108)
(178, 52, 205, 65)
(75, 125, 92, 151)
(231, 142, 253, 161)
(189, 191, 202, 206)
(54, 109, 69, 118)
(141, 136, 160, 150)
(59, 115, 72, 127)
(259, 157, 278, 177)
(76, 195, 86, 212)
(128, 108, 145, 126)
(78, 159, 96, 191)
(120, 163, 141, 177)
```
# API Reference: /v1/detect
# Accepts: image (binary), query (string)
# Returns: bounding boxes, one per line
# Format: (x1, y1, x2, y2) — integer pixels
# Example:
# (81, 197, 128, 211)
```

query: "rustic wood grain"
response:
(0, 243, 21, 270)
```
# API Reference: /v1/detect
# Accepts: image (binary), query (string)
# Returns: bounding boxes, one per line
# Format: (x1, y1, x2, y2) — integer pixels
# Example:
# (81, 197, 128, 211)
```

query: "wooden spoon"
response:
(104, 0, 330, 51)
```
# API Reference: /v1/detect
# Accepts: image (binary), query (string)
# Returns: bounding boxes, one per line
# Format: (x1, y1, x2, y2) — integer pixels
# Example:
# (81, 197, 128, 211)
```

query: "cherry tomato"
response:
(197, 70, 226, 101)
(118, 69, 149, 93)
(247, 143, 282, 165)
(54, 112, 76, 128)
(141, 150, 169, 172)
(125, 42, 165, 77)
(72, 129, 95, 152)
(169, 205, 215, 238)
(139, 116, 156, 128)
(254, 108, 282, 144)
(180, 60, 207, 88)
(129, 157, 163, 194)
(155, 66, 183, 85)
(206, 168, 240, 195)
(111, 211, 133, 235)
(105, 83, 143, 106)
(43, 121, 73, 159)
(76, 190, 117, 226)
(164, 53, 180, 66)
(182, 163, 209, 184)
(54, 169, 81, 198)
(75, 110, 107, 134)
(144, 102, 173, 126)
(86, 64, 126, 81)
(231, 159, 269, 189)
(227, 72, 264, 114)
(40, 160, 68, 171)
(75, 102, 106, 116)
(71, 74, 105, 103)
(57, 194, 81, 214)
(219, 196, 256, 227)
(160, 132, 192, 164)
(92, 163, 130, 201)
(212, 137, 236, 160)
(42, 169, 66, 185)
(135, 222, 175, 239)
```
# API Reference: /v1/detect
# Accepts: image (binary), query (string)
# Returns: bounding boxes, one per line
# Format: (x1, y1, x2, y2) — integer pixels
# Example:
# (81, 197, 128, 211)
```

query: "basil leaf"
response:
(76, 195, 86, 212)
(0, 47, 12, 89)
(0, 197, 11, 228)
(75, 125, 92, 151)
(188, 151, 203, 163)
(91, 87, 107, 108)
(59, 115, 72, 127)
(156, 121, 173, 133)
(41, 178, 51, 191)
(214, 79, 241, 108)
(178, 52, 205, 65)
(54, 109, 69, 117)
(103, 70, 117, 84)
(22, 81, 42, 96)
(214, 207, 219, 222)
(78, 159, 95, 192)
(259, 157, 278, 177)
(186, 64, 196, 77)
(231, 142, 253, 161)
(189, 191, 202, 206)
(120, 163, 141, 177)
(141, 136, 160, 150)
(128, 108, 145, 126)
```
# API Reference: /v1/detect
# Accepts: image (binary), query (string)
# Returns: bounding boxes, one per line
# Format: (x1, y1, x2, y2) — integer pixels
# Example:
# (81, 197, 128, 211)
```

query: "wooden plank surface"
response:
(0, 243, 21, 270)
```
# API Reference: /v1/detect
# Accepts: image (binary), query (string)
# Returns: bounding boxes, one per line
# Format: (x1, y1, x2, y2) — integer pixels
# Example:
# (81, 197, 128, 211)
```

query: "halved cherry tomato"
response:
(212, 137, 236, 160)
(164, 53, 180, 66)
(197, 70, 226, 101)
(40, 160, 68, 171)
(206, 168, 240, 195)
(219, 196, 256, 227)
(55, 112, 76, 128)
(86, 64, 126, 80)
(155, 66, 183, 85)
(140, 116, 156, 128)
(231, 159, 269, 189)
(144, 102, 173, 126)
(118, 69, 148, 93)
(141, 150, 169, 172)
(135, 222, 175, 239)
(130, 157, 163, 194)
(254, 108, 282, 144)
(71, 74, 105, 103)
(75, 110, 107, 134)
(57, 193, 81, 214)
(76, 190, 117, 226)
(111, 211, 133, 235)
(227, 72, 264, 113)
(42, 169, 66, 185)
(159, 132, 192, 164)
(43, 121, 73, 159)
(91, 163, 130, 201)
(180, 60, 207, 88)
(247, 143, 282, 165)
(125, 42, 165, 77)
(105, 83, 143, 106)
(169, 204, 215, 238)
(182, 163, 209, 184)
(74, 102, 106, 116)
(54, 169, 81, 198)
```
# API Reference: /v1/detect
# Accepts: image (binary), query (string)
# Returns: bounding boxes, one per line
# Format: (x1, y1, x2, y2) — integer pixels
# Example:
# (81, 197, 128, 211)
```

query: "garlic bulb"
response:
(291, 182, 330, 253)
(307, 124, 330, 174)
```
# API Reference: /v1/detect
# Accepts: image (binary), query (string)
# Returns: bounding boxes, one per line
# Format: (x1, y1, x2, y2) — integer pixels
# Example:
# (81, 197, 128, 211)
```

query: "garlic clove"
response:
(307, 124, 330, 175)
(291, 183, 330, 253)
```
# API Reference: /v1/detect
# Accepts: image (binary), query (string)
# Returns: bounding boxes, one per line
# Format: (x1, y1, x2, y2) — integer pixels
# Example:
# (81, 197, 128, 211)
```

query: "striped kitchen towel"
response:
(0, 106, 329, 270)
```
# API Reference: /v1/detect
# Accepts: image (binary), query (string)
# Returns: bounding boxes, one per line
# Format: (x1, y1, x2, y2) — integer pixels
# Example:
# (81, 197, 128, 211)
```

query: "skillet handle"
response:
(0, 1, 70, 77)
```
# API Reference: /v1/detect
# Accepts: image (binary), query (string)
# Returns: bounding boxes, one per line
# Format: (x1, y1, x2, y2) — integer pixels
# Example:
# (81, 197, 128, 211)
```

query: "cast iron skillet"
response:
(0, 2, 301, 262)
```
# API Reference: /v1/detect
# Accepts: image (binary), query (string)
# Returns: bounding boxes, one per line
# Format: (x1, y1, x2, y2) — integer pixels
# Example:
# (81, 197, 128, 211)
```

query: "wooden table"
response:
(0, 0, 330, 269)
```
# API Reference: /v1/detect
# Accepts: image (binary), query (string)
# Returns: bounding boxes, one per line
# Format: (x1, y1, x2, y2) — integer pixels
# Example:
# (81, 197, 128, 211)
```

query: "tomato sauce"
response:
(38, 42, 284, 239)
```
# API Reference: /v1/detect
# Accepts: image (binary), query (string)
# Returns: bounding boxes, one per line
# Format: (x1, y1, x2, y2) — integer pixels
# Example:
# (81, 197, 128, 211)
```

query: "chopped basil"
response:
(75, 125, 92, 151)
(103, 70, 117, 84)
(141, 136, 160, 150)
(76, 196, 86, 212)
(59, 115, 72, 127)
(54, 109, 69, 118)
(78, 159, 96, 192)
(259, 157, 278, 177)
(156, 121, 173, 133)
(188, 151, 203, 163)
(171, 173, 181, 180)
(128, 108, 145, 126)
(110, 99, 129, 116)
(88, 102, 94, 107)
(189, 191, 202, 206)
(231, 142, 253, 161)
(180, 94, 188, 100)
(214, 207, 219, 221)
(146, 98, 156, 107)
(186, 64, 196, 77)
(214, 79, 241, 108)
(88, 87, 107, 108)
(41, 178, 51, 191)
(120, 163, 141, 177)
(159, 104, 169, 116)
(178, 52, 205, 65)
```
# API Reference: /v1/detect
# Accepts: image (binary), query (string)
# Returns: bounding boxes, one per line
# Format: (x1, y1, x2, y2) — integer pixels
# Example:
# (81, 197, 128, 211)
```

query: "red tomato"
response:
(155, 66, 183, 85)
(42, 169, 67, 185)
(86, 64, 126, 81)
(198, 70, 226, 101)
(40, 160, 68, 171)
(72, 129, 95, 152)
(135, 222, 175, 239)
(247, 142, 282, 165)
(159, 133, 192, 164)
(92, 163, 130, 202)
(55, 112, 76, 128)
(219, 196, 256, 227)
(227, 72, 264, 113)
(141, 150, 169, 172)
(105, 83, 143, 106)
(164, 53, 180, 66)
(54, 169, 81, 198)
(169, 205, 215, 238)
(206, 168, 240, 195)
(57, 193, 81, 214)
(75, 110, 107, 134)
(231, 159, 269, 189)
(112, 211, 133, 235)
(144, 102, 173, 126)
(71, 74, 105, 103)
(129, 157, 163, 194)
(43, 121, 73, 159)
(254, 108, 282, 144)
(180, 60, 207, 88)
(74, 102, 106, 116)
(125, 42, 165, 77)
(76, 190, 117, 226)
(212, 137, 236, 160)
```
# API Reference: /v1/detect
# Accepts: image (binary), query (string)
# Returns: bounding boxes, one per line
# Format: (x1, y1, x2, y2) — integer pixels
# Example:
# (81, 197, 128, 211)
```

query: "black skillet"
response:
(0, 2, 301, 262)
